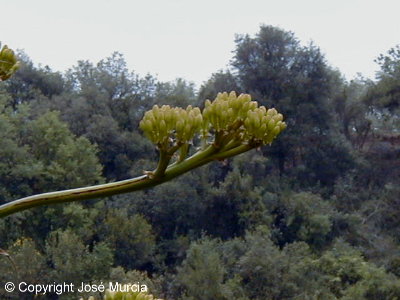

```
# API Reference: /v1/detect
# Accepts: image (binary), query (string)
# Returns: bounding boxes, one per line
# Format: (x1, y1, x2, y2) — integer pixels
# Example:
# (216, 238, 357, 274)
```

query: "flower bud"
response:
(267, 119, 276, 131)
(267, 108, 277, 116)
(272, 126, 281, 136)
(273, 113, 283, 122)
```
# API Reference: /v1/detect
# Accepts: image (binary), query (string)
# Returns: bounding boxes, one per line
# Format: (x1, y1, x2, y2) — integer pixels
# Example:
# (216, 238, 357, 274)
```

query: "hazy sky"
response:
(1, 0, 400, 87)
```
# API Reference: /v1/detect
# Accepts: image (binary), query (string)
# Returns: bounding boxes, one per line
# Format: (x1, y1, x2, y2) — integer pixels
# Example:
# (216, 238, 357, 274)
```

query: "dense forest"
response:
(1, 25, 400, 299)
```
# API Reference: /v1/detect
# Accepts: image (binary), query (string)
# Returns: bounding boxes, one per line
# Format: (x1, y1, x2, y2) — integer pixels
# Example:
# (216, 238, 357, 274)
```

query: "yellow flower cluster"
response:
(139, 105, 202, 148)
(139, 91, 287, 152)
(202, 92, 257, 132)
(0, 45, 19, 81)
(244, 106, 286, 144)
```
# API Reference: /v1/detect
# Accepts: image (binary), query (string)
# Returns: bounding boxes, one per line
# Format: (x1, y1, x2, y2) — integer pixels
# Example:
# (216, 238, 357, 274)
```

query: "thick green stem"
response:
(0, 175, 152, 218)
(219, 139, 242, 152)
(178, 143, 190, 162)
(209, 144, 254, 161)
(153, 150, 172, 178)
(0, 143, 247, 218)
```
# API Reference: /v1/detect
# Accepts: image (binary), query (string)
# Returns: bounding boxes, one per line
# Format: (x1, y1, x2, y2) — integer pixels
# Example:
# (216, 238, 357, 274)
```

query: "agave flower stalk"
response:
(0, 92, 286, 218)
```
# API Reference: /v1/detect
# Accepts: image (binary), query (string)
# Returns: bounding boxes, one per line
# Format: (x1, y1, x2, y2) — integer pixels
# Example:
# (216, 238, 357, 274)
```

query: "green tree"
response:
(202, 164, 269, 238)
(332, 77, 372, 149)
(155, 78, 197, 108)
(369, 45, 400, 112)
(0, 238, 46, 300)
(0, 104, 102, 202)
(4, 51, 64, 109)
(174, 238, 228, 300)
(232, 25, 354, 187)
(198, 71, 241, 105)
(314, 240, 400, 299)
(0, 100, 104, 247)
(46, 229, 113, 298)
(27, 111, 103, 191)
(99, 210, 156, 270)
(47, 53, 157, 180)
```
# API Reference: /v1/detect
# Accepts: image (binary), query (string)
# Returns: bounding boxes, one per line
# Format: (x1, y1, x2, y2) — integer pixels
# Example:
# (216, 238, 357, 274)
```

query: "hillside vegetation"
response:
(1, 26, 400, 299)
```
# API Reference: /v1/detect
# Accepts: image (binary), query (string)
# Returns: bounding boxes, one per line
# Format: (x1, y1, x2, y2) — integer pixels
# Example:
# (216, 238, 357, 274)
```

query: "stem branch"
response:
(0, 143, 252, 218)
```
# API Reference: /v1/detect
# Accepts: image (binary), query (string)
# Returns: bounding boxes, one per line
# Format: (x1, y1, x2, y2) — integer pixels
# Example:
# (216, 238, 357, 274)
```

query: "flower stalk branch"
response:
(0, 91, 287, 218)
